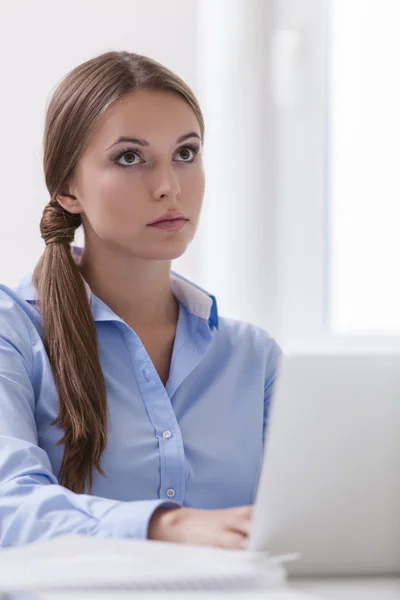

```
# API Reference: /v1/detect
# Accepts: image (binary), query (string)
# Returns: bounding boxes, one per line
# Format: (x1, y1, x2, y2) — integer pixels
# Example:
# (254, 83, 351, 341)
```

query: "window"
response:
(329, 0, 400, 335)
(272, 0, 400, 351)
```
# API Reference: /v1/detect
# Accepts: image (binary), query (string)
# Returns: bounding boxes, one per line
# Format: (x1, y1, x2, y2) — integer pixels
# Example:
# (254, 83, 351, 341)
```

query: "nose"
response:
(152, 163, 181, 201)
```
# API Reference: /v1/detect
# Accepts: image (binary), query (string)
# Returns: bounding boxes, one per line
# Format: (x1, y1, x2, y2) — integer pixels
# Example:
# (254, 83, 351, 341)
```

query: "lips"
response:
(148, 212, 188, 225)
(149, 219, 188, 231)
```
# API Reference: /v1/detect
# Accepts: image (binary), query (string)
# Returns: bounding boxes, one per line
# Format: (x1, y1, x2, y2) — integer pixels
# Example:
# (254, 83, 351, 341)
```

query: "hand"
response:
(147, 505, 253, 550)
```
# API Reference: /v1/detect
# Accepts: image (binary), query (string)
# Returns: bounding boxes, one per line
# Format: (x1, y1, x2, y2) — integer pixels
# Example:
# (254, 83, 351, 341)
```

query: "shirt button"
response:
(166, 488, 176, 498)
(162, 430, 172, 439)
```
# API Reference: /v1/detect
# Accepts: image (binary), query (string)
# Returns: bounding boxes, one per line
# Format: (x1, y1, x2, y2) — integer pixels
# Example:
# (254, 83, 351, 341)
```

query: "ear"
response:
(56, 180, 84, 215)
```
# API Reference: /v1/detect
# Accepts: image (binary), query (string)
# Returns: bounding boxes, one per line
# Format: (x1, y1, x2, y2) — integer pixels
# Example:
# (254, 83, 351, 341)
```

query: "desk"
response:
(291, 577, 400, 600)
(30, 578, 400, 600)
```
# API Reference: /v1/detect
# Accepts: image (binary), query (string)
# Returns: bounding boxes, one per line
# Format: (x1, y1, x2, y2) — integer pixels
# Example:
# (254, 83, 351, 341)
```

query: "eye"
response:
(113, 143, 201, 168)
(113, 148, 144, 168)
(174, 144, 201, 163)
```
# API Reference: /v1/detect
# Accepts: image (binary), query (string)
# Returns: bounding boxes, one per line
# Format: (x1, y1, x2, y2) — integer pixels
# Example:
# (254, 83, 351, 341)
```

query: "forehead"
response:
(93, 89, 200, 146)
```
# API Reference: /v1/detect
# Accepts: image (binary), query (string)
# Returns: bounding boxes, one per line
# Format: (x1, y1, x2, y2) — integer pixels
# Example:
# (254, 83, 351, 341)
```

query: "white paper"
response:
(0, 534, 297, 593)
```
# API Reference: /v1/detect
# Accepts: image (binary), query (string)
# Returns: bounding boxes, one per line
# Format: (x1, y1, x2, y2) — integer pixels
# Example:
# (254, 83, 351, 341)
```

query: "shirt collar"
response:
(15, 245, 219, 330)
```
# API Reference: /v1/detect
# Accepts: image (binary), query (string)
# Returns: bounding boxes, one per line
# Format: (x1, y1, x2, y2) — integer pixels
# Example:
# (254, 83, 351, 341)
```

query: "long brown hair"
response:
(32, 51, 205, 494)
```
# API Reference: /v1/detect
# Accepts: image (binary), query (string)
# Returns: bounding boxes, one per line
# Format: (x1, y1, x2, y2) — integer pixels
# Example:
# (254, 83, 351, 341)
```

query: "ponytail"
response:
(32, 199, 108, 493)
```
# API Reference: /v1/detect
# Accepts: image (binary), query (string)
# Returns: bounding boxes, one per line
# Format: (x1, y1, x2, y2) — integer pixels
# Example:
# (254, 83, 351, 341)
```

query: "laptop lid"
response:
(249, 353, 400, 577)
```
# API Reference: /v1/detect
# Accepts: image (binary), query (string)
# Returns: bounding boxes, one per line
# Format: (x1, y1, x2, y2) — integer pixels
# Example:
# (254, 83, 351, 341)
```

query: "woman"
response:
(0, 51, 282, 549)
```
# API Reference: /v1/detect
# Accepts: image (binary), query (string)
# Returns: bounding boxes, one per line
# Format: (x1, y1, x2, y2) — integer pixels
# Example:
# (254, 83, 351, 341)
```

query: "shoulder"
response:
(173, 270, 282, 364)
(0, 283, 39, 350)
(217, 314, 281, 351)
(215, 315, 283, 373)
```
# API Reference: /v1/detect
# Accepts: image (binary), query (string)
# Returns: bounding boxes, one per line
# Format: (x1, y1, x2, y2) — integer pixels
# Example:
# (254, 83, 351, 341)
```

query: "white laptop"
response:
(249, 353, 400, 577)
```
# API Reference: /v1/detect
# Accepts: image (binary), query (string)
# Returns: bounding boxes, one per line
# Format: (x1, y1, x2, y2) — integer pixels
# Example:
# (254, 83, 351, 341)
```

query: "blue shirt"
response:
(0, 245, 282, 547)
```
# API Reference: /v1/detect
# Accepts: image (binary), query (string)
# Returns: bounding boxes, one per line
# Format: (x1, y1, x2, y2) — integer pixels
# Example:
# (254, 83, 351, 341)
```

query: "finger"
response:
(228, 506, 254, 536)
(224, 504, 253, 521)
(229, 519, 252, 537)
(216, 530, 249, 550)
(234, 505, 253, 519)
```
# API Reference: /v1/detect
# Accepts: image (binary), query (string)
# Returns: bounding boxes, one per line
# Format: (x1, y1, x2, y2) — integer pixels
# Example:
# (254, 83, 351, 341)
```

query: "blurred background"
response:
(0, 0, 399, 354)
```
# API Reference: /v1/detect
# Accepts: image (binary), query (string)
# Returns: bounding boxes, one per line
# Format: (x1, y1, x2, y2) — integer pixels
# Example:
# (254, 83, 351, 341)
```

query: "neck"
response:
(77, 243, 179, 330)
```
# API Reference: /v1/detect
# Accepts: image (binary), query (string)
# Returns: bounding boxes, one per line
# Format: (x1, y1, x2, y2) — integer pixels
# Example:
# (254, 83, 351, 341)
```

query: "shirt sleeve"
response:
(262, 332, 284, 443)
(0, 289, 179, 547)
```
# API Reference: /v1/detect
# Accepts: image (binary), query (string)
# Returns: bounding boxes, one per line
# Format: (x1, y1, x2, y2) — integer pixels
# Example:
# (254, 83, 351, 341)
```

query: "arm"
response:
(0, 289, 177, 547)
(263, 334, 284, 443)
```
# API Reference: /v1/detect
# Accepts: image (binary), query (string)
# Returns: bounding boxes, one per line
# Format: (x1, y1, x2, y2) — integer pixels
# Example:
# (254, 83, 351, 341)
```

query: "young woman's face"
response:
(67, 89, 205, 261)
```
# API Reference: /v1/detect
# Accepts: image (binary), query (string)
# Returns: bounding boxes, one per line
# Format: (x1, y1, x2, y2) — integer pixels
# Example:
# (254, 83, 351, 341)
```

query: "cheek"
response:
(182, 165, 205, 205)
(194, 172, 206, 216)
(83, 168, 145, 230)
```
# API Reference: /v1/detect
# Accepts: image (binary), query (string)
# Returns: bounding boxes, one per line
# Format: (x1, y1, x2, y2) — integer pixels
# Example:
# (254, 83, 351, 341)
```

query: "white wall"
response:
(196, 0, 279, 336)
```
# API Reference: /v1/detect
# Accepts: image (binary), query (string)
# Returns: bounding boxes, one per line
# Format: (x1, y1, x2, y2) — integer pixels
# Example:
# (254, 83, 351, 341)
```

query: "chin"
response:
(137, 242, 189, 262)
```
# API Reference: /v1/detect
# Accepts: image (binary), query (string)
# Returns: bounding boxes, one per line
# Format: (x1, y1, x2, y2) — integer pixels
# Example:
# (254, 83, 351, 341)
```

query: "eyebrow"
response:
(106, 131, 201, 151)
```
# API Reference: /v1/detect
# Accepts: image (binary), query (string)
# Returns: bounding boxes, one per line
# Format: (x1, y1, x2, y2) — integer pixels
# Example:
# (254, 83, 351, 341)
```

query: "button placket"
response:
(127, 339, 185, 505)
